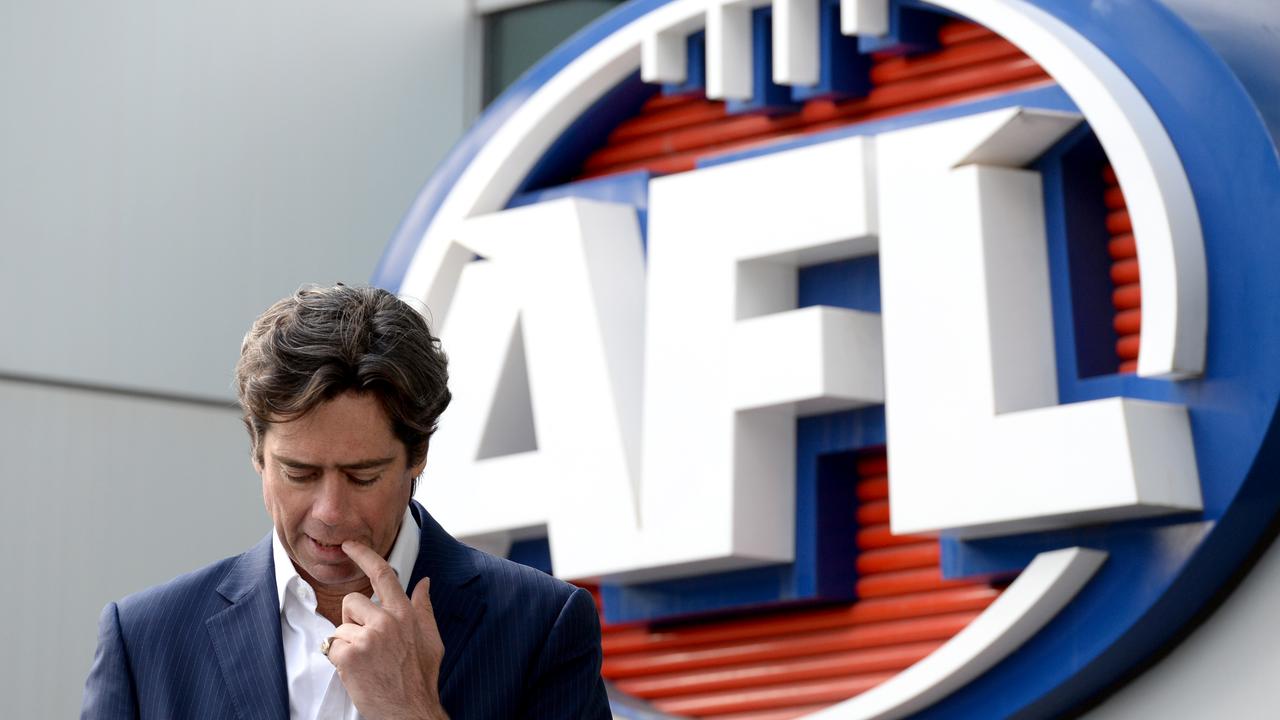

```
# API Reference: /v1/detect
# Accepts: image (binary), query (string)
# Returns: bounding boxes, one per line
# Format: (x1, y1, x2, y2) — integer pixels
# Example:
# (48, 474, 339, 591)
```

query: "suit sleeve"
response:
(81, 602, 141, 720)
(517, 587, 612, 719)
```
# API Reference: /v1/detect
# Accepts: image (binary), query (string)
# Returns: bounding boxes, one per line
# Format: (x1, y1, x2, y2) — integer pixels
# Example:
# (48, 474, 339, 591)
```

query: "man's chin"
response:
(302, 561, 363, 588)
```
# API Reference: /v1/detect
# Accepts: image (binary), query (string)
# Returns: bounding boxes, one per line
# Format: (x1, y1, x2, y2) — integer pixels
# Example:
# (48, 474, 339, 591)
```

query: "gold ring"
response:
(320, 637, 334, 657)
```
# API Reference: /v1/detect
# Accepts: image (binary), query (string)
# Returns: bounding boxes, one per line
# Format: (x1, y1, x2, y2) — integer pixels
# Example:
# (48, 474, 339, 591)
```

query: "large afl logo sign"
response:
(376, 0, 1280, 716)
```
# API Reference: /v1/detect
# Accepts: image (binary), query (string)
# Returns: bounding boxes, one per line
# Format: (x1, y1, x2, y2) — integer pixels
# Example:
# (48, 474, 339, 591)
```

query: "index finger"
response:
(341, 540, 410, 610)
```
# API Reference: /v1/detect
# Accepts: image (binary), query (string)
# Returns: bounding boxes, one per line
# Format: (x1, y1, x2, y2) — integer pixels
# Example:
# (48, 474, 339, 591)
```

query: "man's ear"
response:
(407, 449, 427, 495)
(412, 442, 429, 478)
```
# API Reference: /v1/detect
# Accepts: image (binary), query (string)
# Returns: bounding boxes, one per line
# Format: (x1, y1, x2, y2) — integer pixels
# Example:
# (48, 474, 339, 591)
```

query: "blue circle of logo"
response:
(377, 1, 1280, 716)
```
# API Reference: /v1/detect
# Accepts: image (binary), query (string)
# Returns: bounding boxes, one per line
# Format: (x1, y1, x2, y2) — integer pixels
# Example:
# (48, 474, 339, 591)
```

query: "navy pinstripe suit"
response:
(81, 501, 612, 719)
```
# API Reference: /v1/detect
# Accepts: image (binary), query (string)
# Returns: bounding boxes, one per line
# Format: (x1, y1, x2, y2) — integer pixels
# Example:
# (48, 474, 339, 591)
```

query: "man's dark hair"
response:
(235, 284, 451, 486)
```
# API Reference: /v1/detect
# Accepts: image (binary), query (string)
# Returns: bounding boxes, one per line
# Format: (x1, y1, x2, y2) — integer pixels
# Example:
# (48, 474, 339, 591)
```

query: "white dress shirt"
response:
(272, 508, 420, 720)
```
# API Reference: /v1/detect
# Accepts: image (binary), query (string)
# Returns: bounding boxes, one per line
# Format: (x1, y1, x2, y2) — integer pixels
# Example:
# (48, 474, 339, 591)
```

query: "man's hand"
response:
(326, 540, 449, 720)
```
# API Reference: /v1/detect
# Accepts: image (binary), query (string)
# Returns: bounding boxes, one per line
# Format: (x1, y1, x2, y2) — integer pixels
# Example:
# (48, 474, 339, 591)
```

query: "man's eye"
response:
(284, 472, 315, 482)
(350, 475, 380, 487)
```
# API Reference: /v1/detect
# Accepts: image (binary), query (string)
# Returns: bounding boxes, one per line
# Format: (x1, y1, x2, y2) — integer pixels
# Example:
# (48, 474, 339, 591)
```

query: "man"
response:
(81, 285, 612, 719)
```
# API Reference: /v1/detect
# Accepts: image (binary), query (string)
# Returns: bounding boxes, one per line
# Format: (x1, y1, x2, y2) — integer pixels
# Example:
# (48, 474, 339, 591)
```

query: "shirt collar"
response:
(272, 505, 420, 612)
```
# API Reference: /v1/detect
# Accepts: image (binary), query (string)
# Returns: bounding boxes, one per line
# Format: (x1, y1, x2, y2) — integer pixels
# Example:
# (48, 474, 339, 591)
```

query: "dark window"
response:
(483, 0, 626, 106)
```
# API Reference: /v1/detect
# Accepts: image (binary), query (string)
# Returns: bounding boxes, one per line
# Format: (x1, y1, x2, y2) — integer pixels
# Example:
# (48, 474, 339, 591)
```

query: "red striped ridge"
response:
(609, 101, 729, 143)
(653, 673, 898, 717)
(857, 523, 933, 551)
(1110, 258, 1140, 285)
(575, 20, 1050, 181)
(1106, 209, 1132, 235)
(938, 21, 996, 45)
(856, 542, 941, 574)
(855, 499, 889, 525)
(1113, 283, 1142, 311)
(856, 475, 888, 502)
(1103, 165, 1141, 373)
(581, 61, 1051, 179)
(640, 92, 701, 112)
(856, 455, 887, 476)
(614, 640, 944, 698)
(1103, 186, 1126, 210)
(1109, 234, 1136, 260)
(569, 18, 1040, 717)
(1117, 334, 1141, 361)
(595, 446, 1005, 716)
(601, 585, 1001, 655)
(605, 612, 982, 678)
(857, 568, 978, 599)
(1114, 309, 1142, 336)
(869, 36, 1022, 84)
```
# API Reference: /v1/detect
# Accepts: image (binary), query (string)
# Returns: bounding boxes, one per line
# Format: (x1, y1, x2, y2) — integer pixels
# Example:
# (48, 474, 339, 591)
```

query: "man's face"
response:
(255, 391, 424, 591)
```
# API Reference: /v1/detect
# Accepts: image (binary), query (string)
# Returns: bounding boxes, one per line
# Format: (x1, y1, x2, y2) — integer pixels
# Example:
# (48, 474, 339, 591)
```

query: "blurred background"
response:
(3, 1, 1279, 717)
(0, 1, 621, 716)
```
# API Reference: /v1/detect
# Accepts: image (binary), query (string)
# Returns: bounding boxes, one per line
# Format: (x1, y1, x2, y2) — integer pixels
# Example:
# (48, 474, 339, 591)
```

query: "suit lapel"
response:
(206, 534, 290, 720)
(408, 500, 487, 691)
(199, 506, 480, 718)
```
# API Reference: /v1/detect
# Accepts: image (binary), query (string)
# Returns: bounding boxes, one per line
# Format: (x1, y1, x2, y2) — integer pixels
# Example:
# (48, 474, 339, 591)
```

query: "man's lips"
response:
(307, 535, 350, 559)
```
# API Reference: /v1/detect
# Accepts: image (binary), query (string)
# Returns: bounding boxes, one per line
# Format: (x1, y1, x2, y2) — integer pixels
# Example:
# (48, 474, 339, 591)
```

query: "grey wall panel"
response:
(1084, 533, 1280, 719)
(0, 380, 265, 718)
(0, 0, 470, 400)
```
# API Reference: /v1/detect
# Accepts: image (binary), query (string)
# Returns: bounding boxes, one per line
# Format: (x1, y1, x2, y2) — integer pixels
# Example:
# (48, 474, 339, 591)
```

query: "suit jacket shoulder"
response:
(82, 536, 288, 720)
(113, 551, 243, 648)
(410, 503, 612, 719)
(469, 545, 578, 626)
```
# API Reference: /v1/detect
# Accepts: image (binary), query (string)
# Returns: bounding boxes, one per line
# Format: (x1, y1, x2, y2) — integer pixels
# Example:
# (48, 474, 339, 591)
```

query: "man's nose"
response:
(312, 475, 351, 527)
